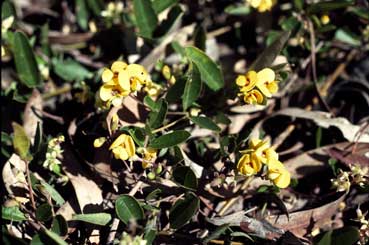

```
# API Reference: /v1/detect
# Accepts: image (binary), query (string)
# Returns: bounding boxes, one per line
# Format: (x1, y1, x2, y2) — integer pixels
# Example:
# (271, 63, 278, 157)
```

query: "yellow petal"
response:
(124, 135, 136, 157)
(236, 75, 247, 87)
(274, 169, 290, 188)
(162, 65, 171, 80)
(112, 147, 129, 160)
(267, 81, 279, 94)
(111, 61, 127, 72)
(99, 84, 114, 101)
(118, 70, 131, 91)
(93, 137, 106, 148)
(249, 138, 262, 149)
(265, 148, 278, 164)
(102, 68, 114, 83)
(110, 134, 127, 150)
(127, 64, 148, 84)
(248, 0, 262, 8)
(256, 68, 275, 97)
(111, 96, 123, 107)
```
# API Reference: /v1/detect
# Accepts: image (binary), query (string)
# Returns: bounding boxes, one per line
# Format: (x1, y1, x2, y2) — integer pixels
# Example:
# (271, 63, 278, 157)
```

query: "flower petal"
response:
(102, 68, 114, 83)
(124, 135, 136, 157)
(99, 84, 114, 101)
(111, 61, 127, 72)
(118, 70, 131, 91)
(127, 64, 148, 84)
(110, 134, 127, 150)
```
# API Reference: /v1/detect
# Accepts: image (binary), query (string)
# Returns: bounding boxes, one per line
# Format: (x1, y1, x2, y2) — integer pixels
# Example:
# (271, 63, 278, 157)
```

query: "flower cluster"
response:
(43, 136, 65, 173)
(237, 138, 290, 188)
(236, 68, 279, 105)
(109, 134, 136, 161)
(246, 0, 276, 12)
(331, 164, 368, 192)
(98, 61, 160, 107)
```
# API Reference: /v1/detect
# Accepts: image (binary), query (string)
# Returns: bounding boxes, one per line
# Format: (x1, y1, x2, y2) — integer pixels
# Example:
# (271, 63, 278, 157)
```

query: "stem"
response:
(25, 160, 36, 211)
(42, 84, 72, 100)
(151, 116, 187, 134)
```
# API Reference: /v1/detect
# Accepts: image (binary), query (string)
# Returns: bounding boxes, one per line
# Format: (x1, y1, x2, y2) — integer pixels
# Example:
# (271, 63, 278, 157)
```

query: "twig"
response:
(42, 84, 72, 100)
(152, 116, 187, 134)
(25, 160, 36, 211)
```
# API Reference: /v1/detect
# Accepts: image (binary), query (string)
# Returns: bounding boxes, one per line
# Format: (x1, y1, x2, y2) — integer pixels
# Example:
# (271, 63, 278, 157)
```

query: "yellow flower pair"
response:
(94, 134, 136, 161)
(237, 138, 290, 188)
(99, 61, 150, 107)
(246, 0, 276, 12)
(236, 68, 279, 105)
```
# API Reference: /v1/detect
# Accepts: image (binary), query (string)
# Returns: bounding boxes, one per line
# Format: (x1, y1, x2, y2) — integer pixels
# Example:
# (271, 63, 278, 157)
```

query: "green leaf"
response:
(128, 127, 146, 147)
(149, 130, 190, 149)
(149, 99, 168, 129)
(172, 166, 197, 189)
(203, 224, 229, 244)
(144, 218, 157, 245)
(76, 0, 90, 30)
(40, 181, 65, 206)
(144, 96, 160, 111)
(154, 5, 183, 38)
(225, 5, 251, 16)
(42, 229, 68, 245)
(249, 31, 290, 71)
(169, 192, 199, 229)
(166, 76, 186, 103)
(317, 227, 359, 245)
(13, 32, 41, 88)
(182, 63, 202, 110)
(348, 6, 369, 20)
(72, 213, 112, 226)
(185, 46, 224, 91)
(36, 203, 53, 222)
(145, 189, 162, 201)
(193, 25, 206, 51)
(115, 195, 144, 224)
(2, 206, 27, 222)
(12, 122, 30, 160)
(334, 29, 361, 46)
(52, 58, 93, 81)
(86, 0, 103, 16)
(133, 0, 158, 38)
(2, 1, 16, 20)
(307, 0, 353, 14)
(152, 0, 178, 14)
(51, 215, 68, 236)
(190, 116, 221, 132)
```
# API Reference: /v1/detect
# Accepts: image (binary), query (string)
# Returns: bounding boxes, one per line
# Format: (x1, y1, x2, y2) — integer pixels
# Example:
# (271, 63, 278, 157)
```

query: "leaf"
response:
(40, 181, 65, 206)
(154, 5, 183, 38)
(169, 192, 200, 229)
(72, 213, 112, 226)
(51, 215, 68, 236)
(166, 76, 186, 103)
(42, 229, 68, 245)
(334, 29, 361, 46)
(2, 1, 16, 20)
(86, 0, 103, 16)
(190, 116, 221, 132)
(203, 224, 229, 244)
(182, 63, 202, 110)
(179, 148, 204, 178)
(2, 206, 27, 222)
(317, 227, 359, 245)
(152, 0, 178, 14)
(13, 32, 41, 88)
(249, 31, 290, 71)
(225, 5, 251, 16)
(149, 99, 168, 129)
(133, 0, 158, 38)
(307, 0, 353, 14)
(12, 122, 31, 160)
(115, 195, 144, 224)
(52, 58, 93, 81)
(144, 218, 157, 245)
(193, 25, 206, 51)
(36, 203, 53, 222)
(149, 130, 190, 149)
(144, 96, 160, 111)
(145, 189, 162, 201)
(172, 166, 197, 189)
(76, 0, 89, 30)
(185, 46, 224, 91)
(128, 127, 146, 147)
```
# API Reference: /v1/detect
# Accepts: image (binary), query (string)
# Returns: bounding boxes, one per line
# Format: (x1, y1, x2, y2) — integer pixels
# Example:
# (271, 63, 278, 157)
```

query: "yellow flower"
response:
(237, 70, 257, 92)
(162, 65, 172, 80)
(247, 0, 276, 12)
(93, 137, 106, 148)
(321, 15, 330, 25)
(142, 148, 157, 169)
(102, 61, 128, 83)
(255, 68, 279, 98)
(267, 160, 290, 188)
(248, 138, 278, 164)
(243, 89, 264, 104)
(109, 134, 135, 161)
(237, 153, 262, 176)
(99, 80, 130, 107)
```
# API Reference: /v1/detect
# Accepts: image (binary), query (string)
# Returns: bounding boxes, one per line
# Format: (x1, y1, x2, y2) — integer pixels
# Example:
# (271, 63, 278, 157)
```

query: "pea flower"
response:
(246, 0, 276, 12)
(243, 89, 264, 104)
(162, 65, 176, 85)
(143, 80, 162, 97)
(255, 68, 279, 98)
(141, 147, 157, 169)
(237, 153, 262, 176)
(248, 138, 278, 164)
(267, 159, 291, 188)
(109, 134, 135, 161)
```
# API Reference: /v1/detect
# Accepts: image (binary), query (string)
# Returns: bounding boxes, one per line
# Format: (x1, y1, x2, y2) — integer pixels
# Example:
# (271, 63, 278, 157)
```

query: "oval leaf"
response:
(182, 63, 202, 110)
(185, 46, 224, 91)
(190, 116, 221, 132)
(72, 213, 112, 226)
(115, 195, 144, 224)
(249, 31, 290, 71)
(172, 166, 197, 189)
(149, 99, 168, 129)
(12, 122, 30, 160)
(13, 32, 41, 87)
(36, 203, 53, 222)
(51, 215, 68, 236)
(149, 130, 190, 149)
(40, 181, 65, 206)
(169, 192, 200, 229)
(133, 0, 158, 38)
(2, 206, 27, 222)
